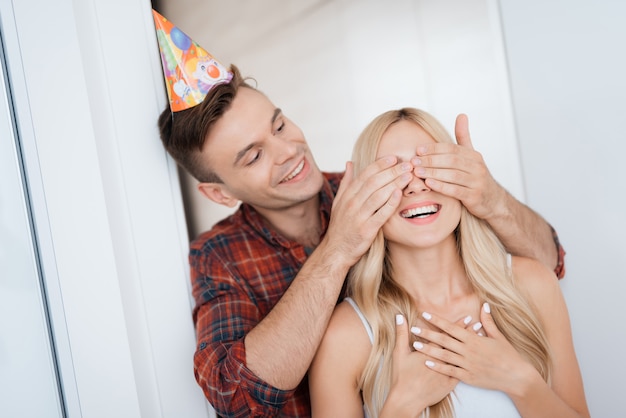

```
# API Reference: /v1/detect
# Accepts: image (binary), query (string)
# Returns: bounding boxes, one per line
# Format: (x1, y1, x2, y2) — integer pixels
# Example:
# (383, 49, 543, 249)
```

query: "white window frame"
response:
(0, 0, 212, 416)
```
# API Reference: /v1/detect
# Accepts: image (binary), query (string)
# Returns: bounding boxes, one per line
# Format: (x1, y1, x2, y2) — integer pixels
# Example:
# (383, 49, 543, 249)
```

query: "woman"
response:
(308, 108, 589, 418)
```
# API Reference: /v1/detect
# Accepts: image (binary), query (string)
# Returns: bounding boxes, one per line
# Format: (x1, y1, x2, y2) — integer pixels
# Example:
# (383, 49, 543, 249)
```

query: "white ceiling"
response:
(155, 0, 332, 60)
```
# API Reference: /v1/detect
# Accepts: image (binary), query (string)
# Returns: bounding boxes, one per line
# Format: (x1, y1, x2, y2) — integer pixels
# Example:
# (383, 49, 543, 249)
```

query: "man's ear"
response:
(197, 182, 239, 208)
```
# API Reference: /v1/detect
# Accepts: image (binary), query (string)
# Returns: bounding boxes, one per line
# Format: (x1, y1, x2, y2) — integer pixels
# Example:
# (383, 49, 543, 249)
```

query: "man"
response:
(154, 12, 563, 417)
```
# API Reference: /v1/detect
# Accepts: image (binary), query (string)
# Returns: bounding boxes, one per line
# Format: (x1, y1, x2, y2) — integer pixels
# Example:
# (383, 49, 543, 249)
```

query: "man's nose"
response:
(270, 135, 298, 164)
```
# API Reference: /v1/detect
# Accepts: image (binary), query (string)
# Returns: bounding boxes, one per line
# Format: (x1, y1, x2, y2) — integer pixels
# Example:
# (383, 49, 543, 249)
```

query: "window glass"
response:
(0, 29, 64, 417)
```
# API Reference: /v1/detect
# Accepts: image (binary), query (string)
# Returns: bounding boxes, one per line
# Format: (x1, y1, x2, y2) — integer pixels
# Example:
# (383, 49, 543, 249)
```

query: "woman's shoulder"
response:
(311, 299, 372, 391)
(510, 255, 561, 312)
(324, 299, 373, 347)
(308, 301, 372, 416)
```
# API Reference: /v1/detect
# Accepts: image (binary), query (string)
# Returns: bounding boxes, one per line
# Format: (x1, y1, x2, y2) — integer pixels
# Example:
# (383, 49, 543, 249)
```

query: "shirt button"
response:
(199, 342, 207, 350)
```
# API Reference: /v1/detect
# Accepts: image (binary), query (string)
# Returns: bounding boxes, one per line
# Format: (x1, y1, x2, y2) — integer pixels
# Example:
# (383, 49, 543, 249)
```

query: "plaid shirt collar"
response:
(239, 175, 335, 249)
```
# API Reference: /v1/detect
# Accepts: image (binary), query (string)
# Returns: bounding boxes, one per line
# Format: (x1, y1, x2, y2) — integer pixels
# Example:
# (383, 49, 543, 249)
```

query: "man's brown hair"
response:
(157, 64, 253, 182)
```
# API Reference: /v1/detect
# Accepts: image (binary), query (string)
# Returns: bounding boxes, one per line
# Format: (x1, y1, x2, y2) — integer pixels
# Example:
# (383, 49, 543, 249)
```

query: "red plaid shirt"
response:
(190, 171, 566, 418)
(191, 172, 343, 417)
(552, 226, 566, 279)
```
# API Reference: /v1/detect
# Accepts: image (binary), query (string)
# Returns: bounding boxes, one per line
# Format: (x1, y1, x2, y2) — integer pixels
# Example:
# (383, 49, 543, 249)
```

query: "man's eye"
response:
(246, 150, 262, 165)
(275, 122, 285, 133)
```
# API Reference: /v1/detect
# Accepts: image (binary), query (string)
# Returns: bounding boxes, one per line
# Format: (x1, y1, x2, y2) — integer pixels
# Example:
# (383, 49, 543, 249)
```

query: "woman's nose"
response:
(403, 172, 431, 195)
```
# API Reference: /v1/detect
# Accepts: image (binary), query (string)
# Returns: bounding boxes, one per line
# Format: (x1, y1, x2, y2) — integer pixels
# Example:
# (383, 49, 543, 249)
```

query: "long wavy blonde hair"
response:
(348, 108, 552, 418)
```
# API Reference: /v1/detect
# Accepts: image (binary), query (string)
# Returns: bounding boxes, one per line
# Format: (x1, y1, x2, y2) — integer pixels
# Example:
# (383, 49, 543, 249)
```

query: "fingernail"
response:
(422, 312, 432, 320)
(415, 167, 426, 176)
(483, 302, 491, 314)
(396, 314, 405, 325)
(413, 341, 424, 350)
(400, 162, 412, 172)
(463, 315, 472, 325)
(477, 332, 484, 337)
(410, 326, 421, 335)
(473, 322, 483, 331)
(412, 157, 422, 166)
(417, 146, 427, 155)
(425, 360, 435, 368)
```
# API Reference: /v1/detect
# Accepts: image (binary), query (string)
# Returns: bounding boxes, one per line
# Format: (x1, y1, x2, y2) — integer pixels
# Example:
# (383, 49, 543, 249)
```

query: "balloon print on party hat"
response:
(152, 10, 233, 112)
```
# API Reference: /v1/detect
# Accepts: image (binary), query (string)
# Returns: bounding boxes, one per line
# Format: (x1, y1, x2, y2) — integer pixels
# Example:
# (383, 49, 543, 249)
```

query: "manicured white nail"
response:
(396, 314, 405, 325)
(413, 341, 424, 350)
(410, 326, 421, 335)
(463, 315, 472, 325)
(422, 312, 432, 320)
(483, 302, 491, 314)
(477, 332, 484, 337)
(473, 322, 483, 331)
(425, 360, 435, 368)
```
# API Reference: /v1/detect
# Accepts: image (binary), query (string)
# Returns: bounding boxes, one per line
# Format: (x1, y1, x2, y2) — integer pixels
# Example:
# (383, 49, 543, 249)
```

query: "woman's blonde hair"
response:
(348, 108, 552, 418)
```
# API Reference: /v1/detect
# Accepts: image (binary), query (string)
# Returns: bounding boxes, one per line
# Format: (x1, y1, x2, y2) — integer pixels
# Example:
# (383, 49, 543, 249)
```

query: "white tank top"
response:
(345, 297, 521, 418)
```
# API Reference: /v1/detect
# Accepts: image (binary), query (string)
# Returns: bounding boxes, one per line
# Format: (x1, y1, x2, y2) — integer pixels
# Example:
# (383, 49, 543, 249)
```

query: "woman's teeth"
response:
(401, 204, 439, 218)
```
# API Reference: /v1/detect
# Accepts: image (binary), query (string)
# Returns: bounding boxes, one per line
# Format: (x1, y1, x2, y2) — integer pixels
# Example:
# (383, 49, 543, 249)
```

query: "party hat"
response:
(152, 10, 233, 112)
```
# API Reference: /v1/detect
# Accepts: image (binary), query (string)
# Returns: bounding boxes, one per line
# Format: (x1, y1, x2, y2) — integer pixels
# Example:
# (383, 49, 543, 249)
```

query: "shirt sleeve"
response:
(551, 225, 566, 279)
(190, 249, 295, 417)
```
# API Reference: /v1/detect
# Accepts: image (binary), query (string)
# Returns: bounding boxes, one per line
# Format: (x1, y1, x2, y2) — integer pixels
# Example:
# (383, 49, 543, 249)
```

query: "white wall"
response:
(500, 1, 626, 416)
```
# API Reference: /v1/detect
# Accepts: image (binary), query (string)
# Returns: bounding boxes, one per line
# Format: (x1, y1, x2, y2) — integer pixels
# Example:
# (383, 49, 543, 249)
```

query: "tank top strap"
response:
(345, 297, 374, 344)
